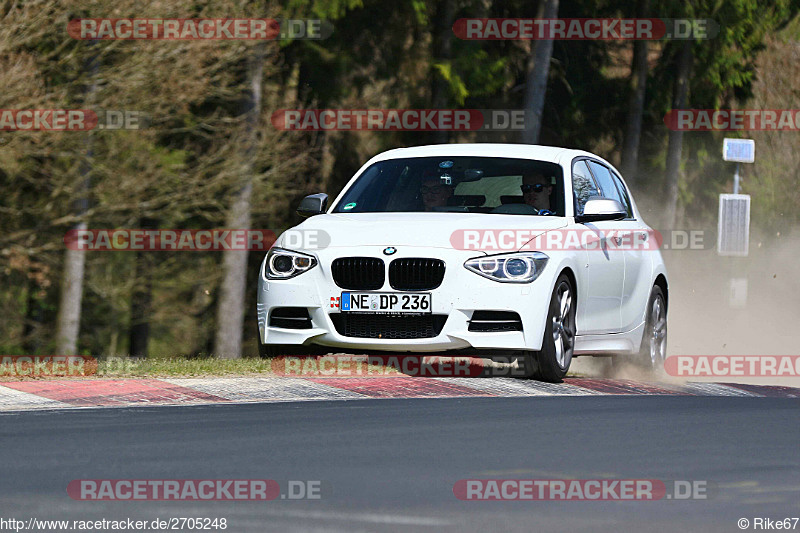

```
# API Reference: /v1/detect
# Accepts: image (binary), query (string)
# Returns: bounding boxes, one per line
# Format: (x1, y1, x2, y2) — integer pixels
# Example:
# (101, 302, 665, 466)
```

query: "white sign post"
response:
(718, 138, 754, 256)
(720, 139, 754, 308)
(722, 138, 754, 194)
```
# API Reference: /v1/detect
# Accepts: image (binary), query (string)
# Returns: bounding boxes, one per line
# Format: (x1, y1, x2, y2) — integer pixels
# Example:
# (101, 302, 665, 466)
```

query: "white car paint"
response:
(257, 144, 668, 366)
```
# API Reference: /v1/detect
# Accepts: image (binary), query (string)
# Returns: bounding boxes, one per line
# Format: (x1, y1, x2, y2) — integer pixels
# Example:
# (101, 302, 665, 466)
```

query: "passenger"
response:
(420, 174, 454, 211)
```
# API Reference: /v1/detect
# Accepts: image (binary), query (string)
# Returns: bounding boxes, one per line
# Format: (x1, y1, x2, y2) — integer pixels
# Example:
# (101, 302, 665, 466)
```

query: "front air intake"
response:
(269, 307, 312, 329)
(468, 310, 523, 332)
(330, 314, 447, 339)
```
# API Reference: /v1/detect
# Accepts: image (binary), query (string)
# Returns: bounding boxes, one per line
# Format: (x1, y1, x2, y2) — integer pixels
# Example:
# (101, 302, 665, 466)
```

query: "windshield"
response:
(332, 156, 565, 216)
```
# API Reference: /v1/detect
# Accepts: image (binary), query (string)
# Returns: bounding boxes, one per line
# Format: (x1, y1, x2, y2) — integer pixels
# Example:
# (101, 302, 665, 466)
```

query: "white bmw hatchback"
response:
(257, 144, 668, 382)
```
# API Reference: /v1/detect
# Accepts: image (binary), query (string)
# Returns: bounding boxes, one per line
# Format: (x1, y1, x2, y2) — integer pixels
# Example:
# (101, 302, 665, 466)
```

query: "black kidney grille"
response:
(330, 314, 447, 339)
(331, 257, 385, 290)
(389, 258, 446, 290)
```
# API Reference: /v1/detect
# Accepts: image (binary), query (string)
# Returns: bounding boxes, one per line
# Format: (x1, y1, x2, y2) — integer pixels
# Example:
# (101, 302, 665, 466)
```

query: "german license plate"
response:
(340, 292, 432, 314)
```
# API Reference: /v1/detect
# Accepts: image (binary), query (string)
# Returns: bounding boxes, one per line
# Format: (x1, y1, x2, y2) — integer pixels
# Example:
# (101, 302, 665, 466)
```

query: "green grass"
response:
(96, 356, 279, 378)
(0, 355, 399, 380)
(98, 356, 399, 378)
(0, 355, 278, 380)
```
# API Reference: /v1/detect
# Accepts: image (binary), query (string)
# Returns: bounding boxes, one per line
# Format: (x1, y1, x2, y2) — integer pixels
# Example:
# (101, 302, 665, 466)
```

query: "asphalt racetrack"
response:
(2, 395, 799, 532)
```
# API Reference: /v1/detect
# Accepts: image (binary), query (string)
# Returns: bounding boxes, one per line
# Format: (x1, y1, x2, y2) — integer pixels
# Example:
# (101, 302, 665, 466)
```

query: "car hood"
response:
(280, 212, 569, 251)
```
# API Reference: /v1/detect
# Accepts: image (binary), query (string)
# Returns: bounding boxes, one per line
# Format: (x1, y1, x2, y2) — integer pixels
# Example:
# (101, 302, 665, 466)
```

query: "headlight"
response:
(464, 252, 548, 283)
(263, 248, 318, 280)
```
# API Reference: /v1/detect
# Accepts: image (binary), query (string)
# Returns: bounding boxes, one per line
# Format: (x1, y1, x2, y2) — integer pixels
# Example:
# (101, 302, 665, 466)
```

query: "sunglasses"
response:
(521, 183, 547, 193)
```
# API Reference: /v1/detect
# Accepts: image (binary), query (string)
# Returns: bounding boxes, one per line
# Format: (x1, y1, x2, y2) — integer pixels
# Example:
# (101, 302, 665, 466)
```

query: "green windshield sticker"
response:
(343, 202, 357, 210)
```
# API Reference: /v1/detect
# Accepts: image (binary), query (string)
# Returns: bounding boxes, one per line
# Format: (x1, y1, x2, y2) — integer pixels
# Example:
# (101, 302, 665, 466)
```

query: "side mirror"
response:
(297, 193, 328, 218)
(576, 197, 626, 223)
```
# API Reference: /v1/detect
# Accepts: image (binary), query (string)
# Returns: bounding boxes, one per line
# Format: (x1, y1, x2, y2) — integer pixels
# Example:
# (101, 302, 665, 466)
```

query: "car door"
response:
(585, 160, 652, 333)
(605, 166, 652, 333)
(572, 159, 624, 335)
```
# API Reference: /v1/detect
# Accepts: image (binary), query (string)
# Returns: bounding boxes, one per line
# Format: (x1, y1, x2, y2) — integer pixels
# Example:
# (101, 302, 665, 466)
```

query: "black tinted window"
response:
(332, 156, 566, 216)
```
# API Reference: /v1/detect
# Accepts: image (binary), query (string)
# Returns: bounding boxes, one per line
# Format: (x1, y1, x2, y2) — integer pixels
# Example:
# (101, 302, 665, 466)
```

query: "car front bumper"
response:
(257, 246, 560, 353)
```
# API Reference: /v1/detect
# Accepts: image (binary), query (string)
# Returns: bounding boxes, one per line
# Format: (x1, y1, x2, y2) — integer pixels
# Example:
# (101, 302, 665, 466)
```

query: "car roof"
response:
(365, 143, 596, 165)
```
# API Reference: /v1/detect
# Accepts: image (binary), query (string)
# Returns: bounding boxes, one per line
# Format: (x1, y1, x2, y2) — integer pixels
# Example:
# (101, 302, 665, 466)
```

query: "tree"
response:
(128, 217, 156, 357)
(429, 0, 457, 144)
(662, 40, 692, 230)
(55, 40, 99, 355)
(521, 0, 559, 144)
(620, 0, 650, 181)
(215, 45, 265, 359)
(658, 0, 796, 228)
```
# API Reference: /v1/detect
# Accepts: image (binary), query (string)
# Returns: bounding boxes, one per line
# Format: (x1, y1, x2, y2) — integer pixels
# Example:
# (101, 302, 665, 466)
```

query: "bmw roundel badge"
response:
(383, 247, 397, 255)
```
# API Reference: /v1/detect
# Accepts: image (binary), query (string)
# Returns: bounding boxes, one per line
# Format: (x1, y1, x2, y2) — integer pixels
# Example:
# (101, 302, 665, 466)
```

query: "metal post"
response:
(733, 162, 740, 194)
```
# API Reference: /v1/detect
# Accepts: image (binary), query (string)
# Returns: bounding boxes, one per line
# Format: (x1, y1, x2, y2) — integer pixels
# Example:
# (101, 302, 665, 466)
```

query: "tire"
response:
(523, 273, 576, 383)
(256, 318, 308, 359)
(258, 341, 277, 358)
(257, 326, 294, 358)
(258, 337, 322, 358)
(634, 285, 668, 371)
(258, 343, 309, 358)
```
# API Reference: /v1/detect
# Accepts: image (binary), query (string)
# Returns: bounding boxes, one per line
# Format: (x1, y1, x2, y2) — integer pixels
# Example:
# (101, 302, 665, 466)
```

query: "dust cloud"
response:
(572, 228, 800, 387)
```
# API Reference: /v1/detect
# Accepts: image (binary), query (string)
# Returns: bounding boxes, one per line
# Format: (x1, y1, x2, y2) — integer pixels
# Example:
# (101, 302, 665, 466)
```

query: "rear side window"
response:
(572, 160, 600, 216)
(609, 170, 633, 218)
(586, 161, 624, 208)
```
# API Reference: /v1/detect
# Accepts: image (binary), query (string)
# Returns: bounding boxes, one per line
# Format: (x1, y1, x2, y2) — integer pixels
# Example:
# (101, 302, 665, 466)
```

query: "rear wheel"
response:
(635, 285, 667, 371)
(523, 274, 576, 382)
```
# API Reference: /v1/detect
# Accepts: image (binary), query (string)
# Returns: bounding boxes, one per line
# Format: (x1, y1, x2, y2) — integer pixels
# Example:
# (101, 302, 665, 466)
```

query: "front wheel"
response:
(524, 274, 576, 382)
(258, 342, 277, 358)
(257, 328, 296, 358)
(260, 343, 314, 358)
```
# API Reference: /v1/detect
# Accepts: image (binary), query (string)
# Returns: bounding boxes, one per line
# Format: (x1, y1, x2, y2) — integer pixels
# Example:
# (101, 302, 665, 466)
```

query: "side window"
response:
(609, 170, 633, 218)
(586, 161, 624, 210)
(572, 160, 600, 216)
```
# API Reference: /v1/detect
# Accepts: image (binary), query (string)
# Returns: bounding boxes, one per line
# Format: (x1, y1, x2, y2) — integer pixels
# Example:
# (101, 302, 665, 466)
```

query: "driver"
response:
(420, 174, 454, 211)
(521, 171, 554, 214)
